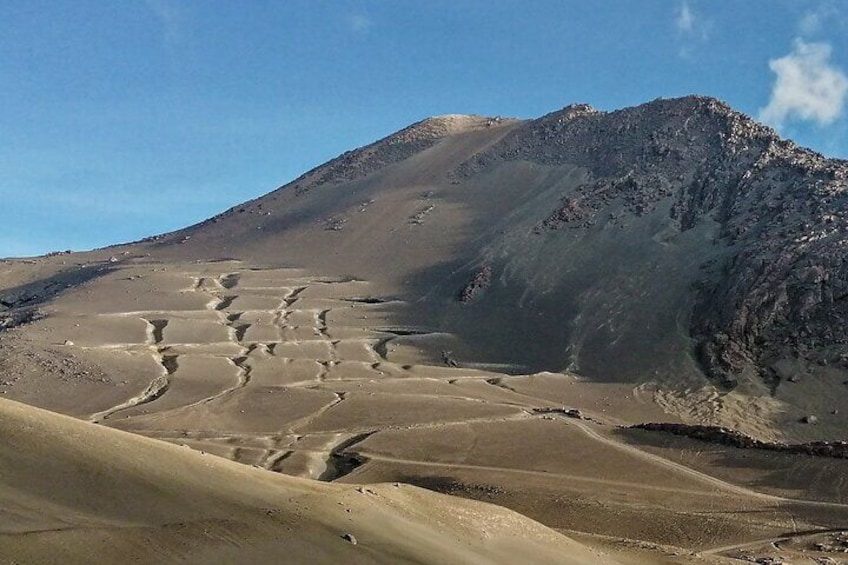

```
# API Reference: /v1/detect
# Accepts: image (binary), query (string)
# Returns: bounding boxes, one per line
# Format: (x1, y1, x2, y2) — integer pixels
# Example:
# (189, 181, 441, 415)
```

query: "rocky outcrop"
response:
(451, 96, 848, 388)
(458, 265, 493, 302)
(0, 307, 41, 331)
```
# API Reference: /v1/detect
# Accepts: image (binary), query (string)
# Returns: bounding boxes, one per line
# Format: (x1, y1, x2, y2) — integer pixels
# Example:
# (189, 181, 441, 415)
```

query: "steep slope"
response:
(138, 96, 848, 398)
(0, 396, 615, 564)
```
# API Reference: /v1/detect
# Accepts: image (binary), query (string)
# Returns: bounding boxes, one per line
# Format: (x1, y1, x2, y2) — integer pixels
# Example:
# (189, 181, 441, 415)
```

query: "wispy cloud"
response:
(676, 1, 695, 34)
(759, 39, 848, 129)
(799, 10, 824, 36)
(798, 3, 847, 37)
(674, 1, 710, 58)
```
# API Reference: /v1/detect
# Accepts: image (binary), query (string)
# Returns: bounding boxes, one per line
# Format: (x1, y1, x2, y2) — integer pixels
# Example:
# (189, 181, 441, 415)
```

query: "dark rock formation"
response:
(458, 265, 493, 303)
(532, 407, 586, 419)
(539, 197, 587, 230)
(631, 422, 848, 459)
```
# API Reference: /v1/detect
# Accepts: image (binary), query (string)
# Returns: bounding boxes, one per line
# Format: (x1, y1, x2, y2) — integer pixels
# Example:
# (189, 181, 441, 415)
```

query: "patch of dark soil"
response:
(393, 475, 505, 500)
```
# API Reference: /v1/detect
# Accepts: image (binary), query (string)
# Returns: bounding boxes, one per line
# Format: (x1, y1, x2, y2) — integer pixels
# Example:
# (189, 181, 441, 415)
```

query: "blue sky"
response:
(1, 1, 847, 257)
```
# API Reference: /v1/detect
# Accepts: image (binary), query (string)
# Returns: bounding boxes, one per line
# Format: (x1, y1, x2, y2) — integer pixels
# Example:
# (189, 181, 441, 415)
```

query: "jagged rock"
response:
(459, 266, 492, 302)
(341, 533, 357, 545)
(541, 197, 586, 229)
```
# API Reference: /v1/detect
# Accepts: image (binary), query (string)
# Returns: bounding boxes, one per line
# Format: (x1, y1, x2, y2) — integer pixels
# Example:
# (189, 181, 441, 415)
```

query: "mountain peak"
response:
(548, 103, 600, 120)
(393, 114, 517, 143)
(642, 95, 781, 150)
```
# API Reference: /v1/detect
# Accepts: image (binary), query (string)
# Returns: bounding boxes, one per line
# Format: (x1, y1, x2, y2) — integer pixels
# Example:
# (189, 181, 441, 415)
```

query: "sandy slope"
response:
(0, 396, 617, 564)
(4, 260, 848, 564)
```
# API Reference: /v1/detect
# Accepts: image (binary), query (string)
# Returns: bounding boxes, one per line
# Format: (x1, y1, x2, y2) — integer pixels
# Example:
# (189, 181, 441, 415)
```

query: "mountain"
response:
(143, 96, 848, 397)
(4, 96, 848, 564)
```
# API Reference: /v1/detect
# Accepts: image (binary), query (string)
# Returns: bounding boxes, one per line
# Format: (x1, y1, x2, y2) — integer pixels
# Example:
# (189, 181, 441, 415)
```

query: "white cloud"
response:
(759, 39, 848, 128)
(676, 1, 695, 34)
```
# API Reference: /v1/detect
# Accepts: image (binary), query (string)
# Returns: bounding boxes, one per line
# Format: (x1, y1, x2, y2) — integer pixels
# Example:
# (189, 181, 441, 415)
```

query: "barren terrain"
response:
(2, 256, 847, 563)
(3, 97, 848, 563)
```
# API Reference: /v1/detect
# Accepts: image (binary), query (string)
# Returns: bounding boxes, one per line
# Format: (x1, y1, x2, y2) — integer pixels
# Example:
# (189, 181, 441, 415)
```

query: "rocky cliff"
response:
(446, 96, 848, 388)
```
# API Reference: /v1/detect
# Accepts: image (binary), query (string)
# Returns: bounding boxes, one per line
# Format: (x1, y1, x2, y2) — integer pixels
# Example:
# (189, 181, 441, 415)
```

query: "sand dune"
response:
(0, 396, 616, 564)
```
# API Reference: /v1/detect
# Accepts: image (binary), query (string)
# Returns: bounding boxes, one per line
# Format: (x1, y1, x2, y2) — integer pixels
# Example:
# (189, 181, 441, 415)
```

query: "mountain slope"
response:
(139, 96, 848, 398)
(0, 396, 614, 564)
